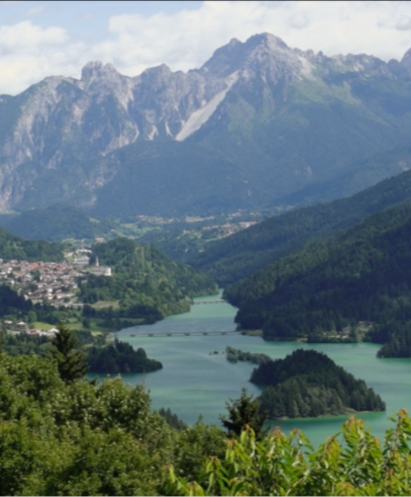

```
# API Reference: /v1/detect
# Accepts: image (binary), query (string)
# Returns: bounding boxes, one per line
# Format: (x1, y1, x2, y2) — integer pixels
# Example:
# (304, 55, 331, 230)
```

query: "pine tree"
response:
(51, 325, 88, 383)
(220, 388, 267, 440)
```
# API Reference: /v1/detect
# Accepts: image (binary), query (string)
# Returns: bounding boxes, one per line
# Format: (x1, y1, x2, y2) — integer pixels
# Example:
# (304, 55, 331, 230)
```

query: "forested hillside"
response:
(277, 144, 411, 207)
(251, 350, 385, 419)
(0, 285, 32, 316)
(87, 339, 163, 374)
(2, 205, 112, 242)
(191, 165, 411, 285)
(0, 226, 63, 261)
(224, 202, 411, 355)
(87, 141, 253, 218)
(79, 238, 218, 322)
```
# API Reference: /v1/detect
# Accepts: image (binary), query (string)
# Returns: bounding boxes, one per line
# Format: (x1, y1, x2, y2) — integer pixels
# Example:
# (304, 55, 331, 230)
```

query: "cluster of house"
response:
(201, 221, 258, 237)
(339, 321, 374, 336)
(136, 215, 175, 226)
(185, 215, 215, 223)
(4, 320, 58, 337)
(0, 259, 83, 306)
(0, 258, 111, 307)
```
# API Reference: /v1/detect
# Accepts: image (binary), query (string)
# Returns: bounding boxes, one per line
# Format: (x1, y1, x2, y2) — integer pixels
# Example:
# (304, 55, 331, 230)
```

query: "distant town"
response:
(0, 249, 111, 308)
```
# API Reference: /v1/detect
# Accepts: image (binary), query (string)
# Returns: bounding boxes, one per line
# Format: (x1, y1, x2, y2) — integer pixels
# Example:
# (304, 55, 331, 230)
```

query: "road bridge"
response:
(117, 330, 245, 338)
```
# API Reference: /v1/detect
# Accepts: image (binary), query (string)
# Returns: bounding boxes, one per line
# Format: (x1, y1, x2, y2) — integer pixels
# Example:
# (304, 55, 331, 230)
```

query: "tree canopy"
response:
(251, 350, 385, 419)
(51, 325, 88, 383)
(0, 347, 408, 496)
(220, 388, 267, 440)
(224, 202, 411, 357)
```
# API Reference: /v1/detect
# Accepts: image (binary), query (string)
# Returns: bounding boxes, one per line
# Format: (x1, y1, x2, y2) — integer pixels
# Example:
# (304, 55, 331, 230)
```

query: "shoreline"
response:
(270, 409, 386, 423)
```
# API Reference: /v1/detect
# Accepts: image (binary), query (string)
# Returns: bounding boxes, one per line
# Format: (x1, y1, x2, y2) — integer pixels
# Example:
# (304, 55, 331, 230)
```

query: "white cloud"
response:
(27, 5, 45, 16)
(94, 0, 411, 77)
(76, 13, 96, 22)
(0, 21, 67, 53)
(2, 1, 411, 94)
(0, 21, 83, 93)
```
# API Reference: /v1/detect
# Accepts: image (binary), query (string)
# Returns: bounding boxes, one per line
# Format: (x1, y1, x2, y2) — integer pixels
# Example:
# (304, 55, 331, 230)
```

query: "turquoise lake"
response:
(109, 292, 411, 446)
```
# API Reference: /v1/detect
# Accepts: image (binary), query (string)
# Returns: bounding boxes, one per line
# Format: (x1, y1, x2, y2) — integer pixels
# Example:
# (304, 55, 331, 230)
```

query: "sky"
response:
(2, 0, 411, 95)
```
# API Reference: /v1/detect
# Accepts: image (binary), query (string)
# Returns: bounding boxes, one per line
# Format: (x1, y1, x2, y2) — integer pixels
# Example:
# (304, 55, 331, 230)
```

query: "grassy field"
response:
(32, 322, 56, 331)
(35, 309, 144, 335)
(91, 300, 120, 310)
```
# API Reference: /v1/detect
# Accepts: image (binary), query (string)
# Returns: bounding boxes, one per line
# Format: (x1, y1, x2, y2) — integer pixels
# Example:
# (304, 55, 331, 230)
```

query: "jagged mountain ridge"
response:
(3, 33, 411, 215)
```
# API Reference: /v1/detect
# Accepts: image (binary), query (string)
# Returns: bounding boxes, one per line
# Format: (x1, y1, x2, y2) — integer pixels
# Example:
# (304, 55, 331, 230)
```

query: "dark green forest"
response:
(157, 407, 187, 431)
(2, 204, 112, 242)
(1, 327, 159, 376)
(372, 321, 411, 358)
(190, 165, 411, 285)
(87, 339, 163, 374)
(224, 202, 411, 356)
(0, 285, 32, 316)
(0, 226, 63, 261)
(78, 238, 218, 322)
(88, 141, 254, 218)
(225, 346, 271, 365)
(2, 332, 51, 357)
(0, 284, 89, 329)
(251, 350, 385, 419)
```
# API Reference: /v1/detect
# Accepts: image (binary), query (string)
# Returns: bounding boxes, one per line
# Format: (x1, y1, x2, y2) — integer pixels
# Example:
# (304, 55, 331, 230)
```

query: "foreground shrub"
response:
(164, 410, 411, 496)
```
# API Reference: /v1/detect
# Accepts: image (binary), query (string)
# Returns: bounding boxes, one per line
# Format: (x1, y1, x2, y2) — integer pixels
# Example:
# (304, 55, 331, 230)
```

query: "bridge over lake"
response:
(119, 330, 245, 338)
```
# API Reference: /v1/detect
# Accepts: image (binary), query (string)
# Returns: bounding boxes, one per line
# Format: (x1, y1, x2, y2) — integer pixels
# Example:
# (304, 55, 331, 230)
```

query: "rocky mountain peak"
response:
(3, 32, 411, 216)
(200, 37, 247, 77)
(79, 60, 133, 106)
(227, 37, 240, 46)
(81, 61, 119, 81)
(401, 47, 411, 68)
(201, 32, 310, 82)
(246, 32, 289, 51)
(139, 63, 173, 81)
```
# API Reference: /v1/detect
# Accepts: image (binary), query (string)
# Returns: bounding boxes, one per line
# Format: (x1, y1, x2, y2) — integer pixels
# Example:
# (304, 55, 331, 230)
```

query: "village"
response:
(200, 220, 258, 237)
(0, 252, 112, 337)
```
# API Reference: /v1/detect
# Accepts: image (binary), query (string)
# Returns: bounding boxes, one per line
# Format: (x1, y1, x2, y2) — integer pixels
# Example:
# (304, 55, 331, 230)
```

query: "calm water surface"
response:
(109, 292, 411, 446)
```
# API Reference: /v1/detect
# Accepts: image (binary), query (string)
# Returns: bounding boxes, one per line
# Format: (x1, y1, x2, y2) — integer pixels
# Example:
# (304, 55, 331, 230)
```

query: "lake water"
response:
(110, 291, 411, 446)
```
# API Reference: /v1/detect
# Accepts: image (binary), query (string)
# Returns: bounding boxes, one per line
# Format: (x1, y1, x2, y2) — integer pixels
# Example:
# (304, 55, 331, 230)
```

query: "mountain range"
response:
(3, 33, 411, 216)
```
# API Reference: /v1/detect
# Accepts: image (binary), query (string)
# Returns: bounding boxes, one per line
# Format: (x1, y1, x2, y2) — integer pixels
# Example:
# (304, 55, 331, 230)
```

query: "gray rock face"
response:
(1, 32, 411, 215)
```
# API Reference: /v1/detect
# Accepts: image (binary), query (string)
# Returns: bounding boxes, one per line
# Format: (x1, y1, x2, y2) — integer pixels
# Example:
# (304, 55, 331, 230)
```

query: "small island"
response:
(251, 349, 385, 419)
(225, 346, 271, 365)
(87, 339, 163, 374)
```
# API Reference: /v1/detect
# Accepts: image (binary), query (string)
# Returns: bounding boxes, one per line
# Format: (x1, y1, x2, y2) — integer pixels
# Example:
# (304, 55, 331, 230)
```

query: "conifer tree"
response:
(220, 388, 267, 439)
(51, 325, 88, 383)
